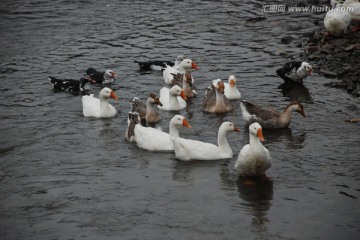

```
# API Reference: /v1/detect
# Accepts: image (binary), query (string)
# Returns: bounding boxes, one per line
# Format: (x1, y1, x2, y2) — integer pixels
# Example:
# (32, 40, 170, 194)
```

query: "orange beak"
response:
(110, 91, 119, 100)
(112, 72, 117, 78)
(233, 126, 240, 132)
(229, 79, 235, 87)
(182, 119, 191, 128)
(308, 69, 313, 76)
(180, 90, 187, 100)
(257, 128, 264, 142)
(191, 61, 200, 70)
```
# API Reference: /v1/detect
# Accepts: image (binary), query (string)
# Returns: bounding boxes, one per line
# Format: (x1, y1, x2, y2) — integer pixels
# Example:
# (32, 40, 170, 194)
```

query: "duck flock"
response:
(47, 0, 360, 184)
(49, 53, 313, 184)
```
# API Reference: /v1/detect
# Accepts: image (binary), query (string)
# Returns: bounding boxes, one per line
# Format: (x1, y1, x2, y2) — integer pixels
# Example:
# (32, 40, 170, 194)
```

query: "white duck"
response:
(158, 85, 187, 111)
(162, 58, 199, 84)
(276, 61, 313, 83)
(343, 0, 360, 32)
(172, 122, 240, 161)
(234, 122, 272, 177)
(324, 5, 352, 35)
(82, 87, 118, 118)
(214, 75, 241, 100)
(130, 114, 191, 151)
(202, 79, 233, 113)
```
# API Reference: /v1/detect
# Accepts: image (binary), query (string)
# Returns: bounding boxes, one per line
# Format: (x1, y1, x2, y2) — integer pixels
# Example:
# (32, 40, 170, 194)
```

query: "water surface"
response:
(0, 0, 359, 239)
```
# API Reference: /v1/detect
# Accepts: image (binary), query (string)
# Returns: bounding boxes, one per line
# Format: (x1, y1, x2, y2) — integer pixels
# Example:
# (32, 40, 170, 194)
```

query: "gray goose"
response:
(240, 100, 306, 129)
(131, 93, 162, 125)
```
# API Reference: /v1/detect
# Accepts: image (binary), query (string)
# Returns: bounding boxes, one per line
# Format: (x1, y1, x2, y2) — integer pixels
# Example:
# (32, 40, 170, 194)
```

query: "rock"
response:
(344, 44, 356, 51)
(343, 79, 355, 92)
(320, 69, 337, 78)
(281, 36, 294, 44)
(351, 85, 360, 97)
(345, 117, 360, 123)
(307, 46, 319, 53)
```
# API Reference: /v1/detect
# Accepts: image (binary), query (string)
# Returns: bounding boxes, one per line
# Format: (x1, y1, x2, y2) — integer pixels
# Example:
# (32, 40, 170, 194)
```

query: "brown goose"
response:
(202, 79, 233, 113)
(171, 72, 197, 99)
(131, 93, 162, 125)
(240, 100, 306, 129)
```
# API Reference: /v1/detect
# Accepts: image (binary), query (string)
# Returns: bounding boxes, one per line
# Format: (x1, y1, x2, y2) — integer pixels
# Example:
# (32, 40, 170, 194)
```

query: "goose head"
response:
(178, 59, 200, 71)
(175, 54, 186, 65)
(99, 87, 119, 100)
(171, 115, 191, 129)
(285, 102, 306, 118)
(249, 122, 265, 142)
(220, 121, 240, 132)
(216, 80, 225, 94)
(228, 75, 237, 88)
(170, 85, 187, 100)
(104, 70, 117, 79)
(148, 93, 162, 106)
(300, 62, 313, 76)
(131, 97, 143, 109)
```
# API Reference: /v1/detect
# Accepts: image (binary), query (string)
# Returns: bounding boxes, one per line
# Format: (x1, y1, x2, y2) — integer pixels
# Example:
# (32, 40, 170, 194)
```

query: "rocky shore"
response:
(305, 31, 360, 98)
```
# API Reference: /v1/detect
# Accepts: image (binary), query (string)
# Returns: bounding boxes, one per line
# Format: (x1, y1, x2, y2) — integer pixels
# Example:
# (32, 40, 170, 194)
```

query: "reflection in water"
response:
(278, 82, 314, 103)
(237, 177, 273, 239)
(171, 160, 195, 183)
(99, 120, 117, 145)
(263, 128, 306, 149)
(218, 161, 274, 239)
(171, 160, 220, 183)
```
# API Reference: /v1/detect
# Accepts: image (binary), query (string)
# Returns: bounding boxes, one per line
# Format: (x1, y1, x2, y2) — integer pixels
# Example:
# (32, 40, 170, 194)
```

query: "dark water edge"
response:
(0, 0, 360, 240)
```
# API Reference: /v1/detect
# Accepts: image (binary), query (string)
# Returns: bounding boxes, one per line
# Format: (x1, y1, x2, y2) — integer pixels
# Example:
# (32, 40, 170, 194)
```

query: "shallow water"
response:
(0, 0, 359, 239)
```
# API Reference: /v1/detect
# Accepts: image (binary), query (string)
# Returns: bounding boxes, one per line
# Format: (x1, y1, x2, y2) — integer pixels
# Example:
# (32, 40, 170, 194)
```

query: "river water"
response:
(0, 0, 359, 239)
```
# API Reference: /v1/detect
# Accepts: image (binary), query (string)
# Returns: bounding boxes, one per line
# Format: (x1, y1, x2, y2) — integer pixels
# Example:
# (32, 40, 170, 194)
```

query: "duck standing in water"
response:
(240, 100, 306, 129)
(276, 61, 313, 83)
(218, 75, 241, 100)
(85, 68, 117, 84)
(126, 114, 191, 151)
(173, 121, 240, 161)
(82, 87, 119, 118)
(235, 122, 272, 183)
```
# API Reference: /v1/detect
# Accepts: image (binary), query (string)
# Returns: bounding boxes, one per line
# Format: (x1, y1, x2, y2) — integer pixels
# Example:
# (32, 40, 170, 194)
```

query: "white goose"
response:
(324, 5, 352, 35)
(173, 121, 240, 161)
(162, 58, 199, 84)
(158, 85, 187, 111)
(214, 75, 241, 100)
(82, 87, 118, 117)
(129, 114, 191, 151)
(234, 122, 272, 177)
(343, 0, 360, 32)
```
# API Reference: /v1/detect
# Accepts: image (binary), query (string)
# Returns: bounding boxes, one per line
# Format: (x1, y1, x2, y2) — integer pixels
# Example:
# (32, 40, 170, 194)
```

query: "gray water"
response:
(0, 0, 359, 239)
